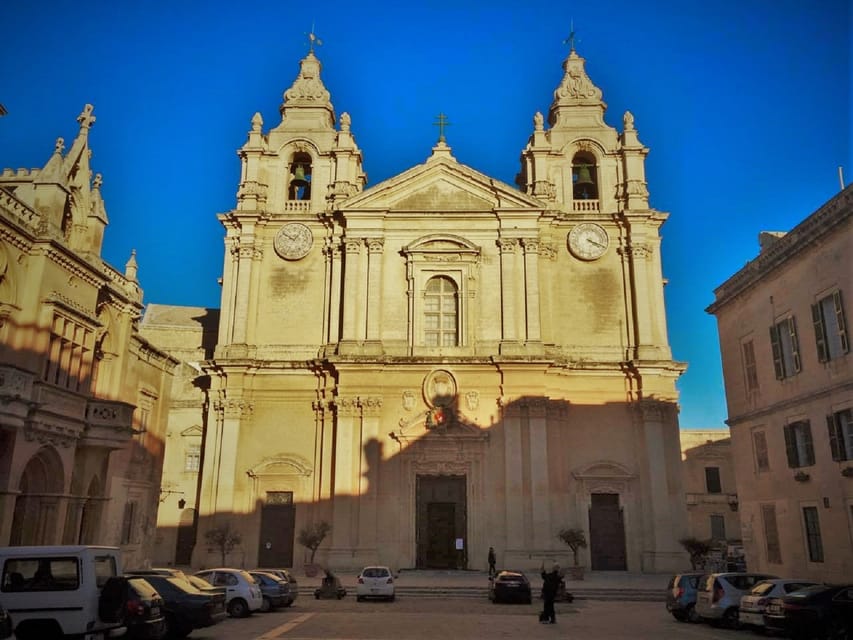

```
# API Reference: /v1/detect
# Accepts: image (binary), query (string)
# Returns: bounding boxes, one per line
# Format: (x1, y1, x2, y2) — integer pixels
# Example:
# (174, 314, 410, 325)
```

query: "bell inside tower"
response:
(571, 152, 598, 200)
(288, 151, 312, 201)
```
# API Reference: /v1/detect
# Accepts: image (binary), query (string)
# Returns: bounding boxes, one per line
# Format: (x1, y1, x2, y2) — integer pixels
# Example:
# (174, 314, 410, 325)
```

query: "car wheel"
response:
(389, 595, 395, 602)
(228, 598, 250, 618)
(723, 607, 740, 630)
(686, 604, 700, 624)
(260, 596, 272, 612)
(357, 595, 364, 602)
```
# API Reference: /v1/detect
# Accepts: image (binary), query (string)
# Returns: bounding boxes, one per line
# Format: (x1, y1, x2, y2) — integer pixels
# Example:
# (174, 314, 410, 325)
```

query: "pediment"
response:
(180, 425, 203, 437)
(573, 460, 635, 479)
(341, 156, 544, 213)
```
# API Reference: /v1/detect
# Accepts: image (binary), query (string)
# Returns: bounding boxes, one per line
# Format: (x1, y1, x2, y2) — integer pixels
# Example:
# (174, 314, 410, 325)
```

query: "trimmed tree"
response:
(298, 520, 332, 565)
(204, 523, 242, 566)
(557, 528, 587, 566)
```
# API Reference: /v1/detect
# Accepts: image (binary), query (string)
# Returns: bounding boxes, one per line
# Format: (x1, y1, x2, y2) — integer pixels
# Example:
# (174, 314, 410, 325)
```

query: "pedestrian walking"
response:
(487, 546, 496, 578)
(540, 561, 561, 624)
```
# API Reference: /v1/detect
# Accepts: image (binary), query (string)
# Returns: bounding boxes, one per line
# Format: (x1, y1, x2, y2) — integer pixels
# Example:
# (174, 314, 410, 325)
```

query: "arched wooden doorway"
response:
(10, 446, 65, 545)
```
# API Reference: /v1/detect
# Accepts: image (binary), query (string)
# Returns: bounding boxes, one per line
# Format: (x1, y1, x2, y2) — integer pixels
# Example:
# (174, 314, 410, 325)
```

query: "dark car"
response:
(489, 570, 532, 604)
(0, 601, 12, 639)
(248, 571, 289, 612)
(255, 569, 299, 607)
(125, 574, 227, 639)
(666, 572, 704, 623)
(100, 577, 166, 640)
(764, 584, 850, 639)
(830, 586, 853, 638)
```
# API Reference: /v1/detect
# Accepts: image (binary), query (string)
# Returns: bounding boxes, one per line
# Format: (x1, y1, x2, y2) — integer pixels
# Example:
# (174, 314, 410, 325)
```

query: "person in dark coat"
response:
(540, 562, 561, 624)
(488, 547, 496, 578)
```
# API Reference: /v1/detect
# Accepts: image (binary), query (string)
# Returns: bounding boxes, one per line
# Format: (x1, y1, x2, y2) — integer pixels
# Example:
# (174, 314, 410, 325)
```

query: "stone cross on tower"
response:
(433, 112, 450, 143)
(77, 104, 95, 130)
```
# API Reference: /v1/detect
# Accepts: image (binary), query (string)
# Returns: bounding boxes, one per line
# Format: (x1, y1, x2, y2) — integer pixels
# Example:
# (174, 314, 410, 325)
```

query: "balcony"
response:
(572, 199, 599, 212)
(283, 200, 311, 213)
(82, 399, 135, 449)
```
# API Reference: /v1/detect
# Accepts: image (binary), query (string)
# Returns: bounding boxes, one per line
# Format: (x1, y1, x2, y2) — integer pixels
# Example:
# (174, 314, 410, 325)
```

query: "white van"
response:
(0, 545, 127, 639)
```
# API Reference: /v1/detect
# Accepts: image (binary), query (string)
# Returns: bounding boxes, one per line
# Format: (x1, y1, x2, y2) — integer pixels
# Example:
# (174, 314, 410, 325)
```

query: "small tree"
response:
(204, 523, 242, 566)
(557, 528, 587, 566)
(679, 537, 712, 570)
(298, 520, 331, 564)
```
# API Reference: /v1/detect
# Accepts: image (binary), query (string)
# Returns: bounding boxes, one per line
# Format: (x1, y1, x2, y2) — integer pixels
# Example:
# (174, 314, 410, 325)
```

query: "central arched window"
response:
(571, 151, 598, 200)
(287, 151, 312, 201)
(424, 276, 458, 347)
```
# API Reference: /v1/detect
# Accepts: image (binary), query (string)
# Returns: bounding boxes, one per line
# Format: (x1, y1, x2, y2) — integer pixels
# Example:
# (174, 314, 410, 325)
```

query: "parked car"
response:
(695, 572, 777, 628)
(0, 601, 12, 639)
(489, 570, 532, 604)
(254, 569, 299, 606)
(764, 584, 852, 639)
(666, 572, 704, 622)
(0, 545, 126, 640)
(355, 566, 395, 602)
(739, 579, 820, 630)
(124, 573, 227, 638)
(193, 569, 263, 618)
(185, 574, 227, 598)
(119, 577, 167, 640)
(248, 571, 289, 611)
(829, 586, 853, 638)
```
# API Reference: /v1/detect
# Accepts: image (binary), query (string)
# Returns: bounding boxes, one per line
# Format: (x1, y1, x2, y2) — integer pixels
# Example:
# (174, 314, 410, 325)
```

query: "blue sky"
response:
(1, 0, 850, 429)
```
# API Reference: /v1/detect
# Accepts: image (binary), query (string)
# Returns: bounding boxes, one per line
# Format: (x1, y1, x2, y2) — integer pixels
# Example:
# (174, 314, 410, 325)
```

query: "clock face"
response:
(274, 223, 313, 260)
(568, 223, 609, 260)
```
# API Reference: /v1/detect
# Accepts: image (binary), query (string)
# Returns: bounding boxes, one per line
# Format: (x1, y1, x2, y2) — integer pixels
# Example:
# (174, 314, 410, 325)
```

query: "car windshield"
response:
(750, 581, 775, 596)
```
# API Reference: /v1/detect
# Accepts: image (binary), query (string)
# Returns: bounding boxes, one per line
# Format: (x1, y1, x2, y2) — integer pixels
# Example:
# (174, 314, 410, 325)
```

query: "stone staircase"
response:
(297, 584, 662, 602)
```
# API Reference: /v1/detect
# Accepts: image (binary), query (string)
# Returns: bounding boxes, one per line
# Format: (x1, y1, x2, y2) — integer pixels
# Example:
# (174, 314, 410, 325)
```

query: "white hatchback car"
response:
(738, 579, 820, 629)
(194, 568, 263, 617)
(355, 566, 395, 602)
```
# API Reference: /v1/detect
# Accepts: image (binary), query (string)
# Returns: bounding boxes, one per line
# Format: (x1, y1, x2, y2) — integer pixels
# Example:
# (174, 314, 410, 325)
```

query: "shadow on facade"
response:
(154, 389, 684, 575)
(0, 320, 170, 569)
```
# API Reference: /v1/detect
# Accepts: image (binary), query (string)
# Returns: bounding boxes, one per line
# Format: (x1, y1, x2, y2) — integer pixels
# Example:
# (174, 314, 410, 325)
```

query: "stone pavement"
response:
(297, 569, 669, 602)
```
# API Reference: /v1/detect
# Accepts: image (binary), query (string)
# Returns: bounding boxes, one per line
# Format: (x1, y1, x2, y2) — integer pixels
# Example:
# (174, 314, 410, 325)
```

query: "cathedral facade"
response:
(149, 46, 688, 573)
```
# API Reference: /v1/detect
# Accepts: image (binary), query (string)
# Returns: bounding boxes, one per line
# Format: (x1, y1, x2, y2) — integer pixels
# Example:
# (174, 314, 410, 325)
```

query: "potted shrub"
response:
(557, 528, 587, 580)
(298, 520, 331, 577)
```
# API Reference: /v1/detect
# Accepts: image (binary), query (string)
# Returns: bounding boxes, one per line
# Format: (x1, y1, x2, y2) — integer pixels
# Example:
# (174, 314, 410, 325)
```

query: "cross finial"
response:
(433, 112, 450, 143)
(306, 23, 323, 53)
(562, 20, 578, 52)
(77, 104, 96, 130)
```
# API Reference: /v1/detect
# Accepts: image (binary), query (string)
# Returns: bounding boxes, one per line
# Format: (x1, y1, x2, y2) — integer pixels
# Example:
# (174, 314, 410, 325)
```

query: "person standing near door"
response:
(487, 546, 496, 578)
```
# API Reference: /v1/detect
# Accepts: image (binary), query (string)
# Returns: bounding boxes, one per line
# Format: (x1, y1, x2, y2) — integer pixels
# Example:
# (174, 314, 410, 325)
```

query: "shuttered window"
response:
(769, 316, 801, 379)
(812, 291, 849, 362)
(802, 506, 824, 563)
(783, 420, 815, 468)
(753, 430, 770, 471)
(742, 339, 759, 392)
(705, 467, 722, 493)
(827, 409, 853, 462)
(762, 504, 782, 564)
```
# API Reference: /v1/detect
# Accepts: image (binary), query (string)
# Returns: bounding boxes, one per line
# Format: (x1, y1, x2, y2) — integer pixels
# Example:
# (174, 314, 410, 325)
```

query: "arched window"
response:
(424, 276, 458, 347)
(287, 151, 312, 201)
(571, 151, 598, 200)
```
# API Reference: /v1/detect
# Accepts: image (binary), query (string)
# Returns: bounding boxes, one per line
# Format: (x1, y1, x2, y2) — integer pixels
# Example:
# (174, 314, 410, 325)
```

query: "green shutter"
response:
(783, 425, 798, 467)
(812, 303, 828, 362)
(834, 290, 848, 354)
(789, 317, 801, 373)
(802, 421, 815, 466)
(770, 325, 784, 379)
(827, 414, 841, 461)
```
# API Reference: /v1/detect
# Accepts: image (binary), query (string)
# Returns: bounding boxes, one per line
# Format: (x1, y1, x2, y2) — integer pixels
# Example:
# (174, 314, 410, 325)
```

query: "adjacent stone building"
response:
(148, 45, 689, 573)
(707, 186, 853, 583)
(0, 107, 176, 568)
(680, 430, 741, 551)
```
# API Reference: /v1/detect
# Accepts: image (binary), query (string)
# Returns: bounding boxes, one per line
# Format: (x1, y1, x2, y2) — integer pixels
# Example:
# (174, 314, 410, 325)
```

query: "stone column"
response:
(244, 245, 264, 345)
(341, 240, 362, 343)
(204, 392, 251, 516)
(331, 397, 360, 553)
(627, 243, 656, 360)
(365, 239, 384, 349)
(357, 396, 382, 555)
(522, 239, 542, 344)
(231, 242, 256, 344)
(325, 241, 343, 345)
(499, 239, 519, 346)
(502, 400, 524, 553)
(528, 399, 550, 550)
(638, 399, 679, 571)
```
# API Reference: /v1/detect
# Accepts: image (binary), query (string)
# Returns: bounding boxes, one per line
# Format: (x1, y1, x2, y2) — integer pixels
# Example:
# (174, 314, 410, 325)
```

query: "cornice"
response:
(708, 187, 852, 313)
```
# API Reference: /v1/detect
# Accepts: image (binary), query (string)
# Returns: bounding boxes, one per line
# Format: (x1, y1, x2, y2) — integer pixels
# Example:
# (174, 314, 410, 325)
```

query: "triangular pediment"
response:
(180, 425, 203, 437)
(340, 155, 544, 213)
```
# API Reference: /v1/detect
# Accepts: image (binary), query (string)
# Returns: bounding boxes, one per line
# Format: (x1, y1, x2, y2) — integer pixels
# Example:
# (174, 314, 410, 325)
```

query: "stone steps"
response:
(297, 585, 662, 602)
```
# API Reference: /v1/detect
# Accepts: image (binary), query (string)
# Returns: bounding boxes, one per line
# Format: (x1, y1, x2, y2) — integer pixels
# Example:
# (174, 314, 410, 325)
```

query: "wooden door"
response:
(588, 493, 627, 570)
(257, 492, 295, 567)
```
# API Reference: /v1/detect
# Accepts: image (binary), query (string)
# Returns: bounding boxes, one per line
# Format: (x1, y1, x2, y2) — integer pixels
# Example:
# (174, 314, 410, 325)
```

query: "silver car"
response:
(739, 579, 819, 629)
(695, 572, 777, 628)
